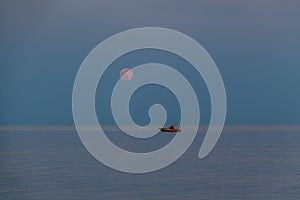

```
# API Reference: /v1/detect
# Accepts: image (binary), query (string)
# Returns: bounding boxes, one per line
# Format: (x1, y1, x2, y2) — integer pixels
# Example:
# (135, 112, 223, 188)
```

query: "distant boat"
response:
(159, 125, 181, 132)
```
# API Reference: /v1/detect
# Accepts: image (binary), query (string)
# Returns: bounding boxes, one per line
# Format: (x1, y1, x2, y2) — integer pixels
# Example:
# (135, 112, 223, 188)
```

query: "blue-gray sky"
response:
(1, 0, 300, 125)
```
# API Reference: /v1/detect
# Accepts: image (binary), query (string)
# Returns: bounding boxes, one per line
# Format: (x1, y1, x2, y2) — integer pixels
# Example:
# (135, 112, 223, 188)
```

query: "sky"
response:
(1, 0, 300, 126)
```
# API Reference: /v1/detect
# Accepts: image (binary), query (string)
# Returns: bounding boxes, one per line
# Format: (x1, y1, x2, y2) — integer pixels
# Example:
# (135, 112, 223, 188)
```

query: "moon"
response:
(120, 68, 133, 81)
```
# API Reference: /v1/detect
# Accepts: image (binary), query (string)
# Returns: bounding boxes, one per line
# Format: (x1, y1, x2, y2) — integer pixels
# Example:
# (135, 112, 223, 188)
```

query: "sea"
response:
(1, 127, 300, 200)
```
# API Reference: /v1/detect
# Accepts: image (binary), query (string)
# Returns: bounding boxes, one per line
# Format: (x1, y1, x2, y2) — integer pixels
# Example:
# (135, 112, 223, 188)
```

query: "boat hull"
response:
(159, 128, 181, 132)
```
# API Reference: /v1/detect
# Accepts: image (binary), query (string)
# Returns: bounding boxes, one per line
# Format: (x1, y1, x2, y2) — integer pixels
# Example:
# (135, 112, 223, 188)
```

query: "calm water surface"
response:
(1, 130, 300, 199)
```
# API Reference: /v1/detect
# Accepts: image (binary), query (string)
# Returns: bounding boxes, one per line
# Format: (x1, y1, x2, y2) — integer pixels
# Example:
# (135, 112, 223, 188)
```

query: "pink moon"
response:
(120, 68, 133, 81)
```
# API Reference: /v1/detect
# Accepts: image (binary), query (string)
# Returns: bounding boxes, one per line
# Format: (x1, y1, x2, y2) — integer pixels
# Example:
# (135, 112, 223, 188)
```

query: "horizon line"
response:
(1, 125, 300, 132)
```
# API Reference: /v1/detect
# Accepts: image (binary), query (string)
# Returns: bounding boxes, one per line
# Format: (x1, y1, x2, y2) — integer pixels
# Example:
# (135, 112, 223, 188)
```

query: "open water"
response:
(1, 129, 300, 199)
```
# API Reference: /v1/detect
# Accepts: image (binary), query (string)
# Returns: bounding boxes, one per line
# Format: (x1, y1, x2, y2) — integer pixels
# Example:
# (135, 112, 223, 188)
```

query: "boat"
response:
(159, 125, 181, 132)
